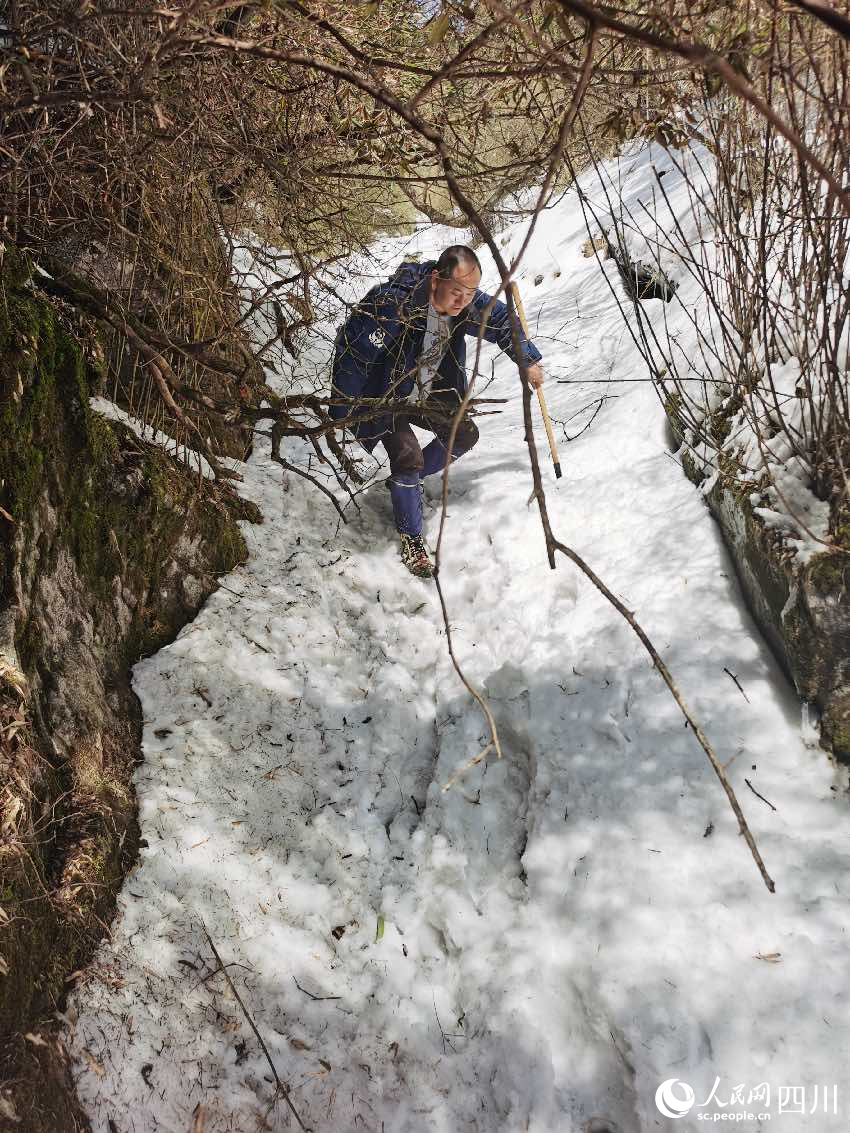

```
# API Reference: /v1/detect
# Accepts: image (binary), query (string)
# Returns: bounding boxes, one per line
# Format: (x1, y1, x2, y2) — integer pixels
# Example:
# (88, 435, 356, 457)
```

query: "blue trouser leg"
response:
(382, 400, 479, 532)
(420, 430, 479, 476)
(420, 438, 450, 477)
(388, 472, 423, 536)
(419, 396, 479, 477)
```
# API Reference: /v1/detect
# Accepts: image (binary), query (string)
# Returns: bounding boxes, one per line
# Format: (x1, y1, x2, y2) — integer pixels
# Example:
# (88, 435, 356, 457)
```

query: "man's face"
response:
(430, 263, 481, 316)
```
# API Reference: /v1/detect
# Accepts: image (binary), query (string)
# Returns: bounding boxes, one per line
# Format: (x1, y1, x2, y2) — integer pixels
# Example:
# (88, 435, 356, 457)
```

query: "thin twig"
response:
(745, 778, 778, 812)
(270, 451, 348, 522)
(293, 976, 342, 1002)
(723, 667, 750, 702)
(442, 742, 494, 792)
(551, 538, 775, 892)
(198, 921, 311, 1132)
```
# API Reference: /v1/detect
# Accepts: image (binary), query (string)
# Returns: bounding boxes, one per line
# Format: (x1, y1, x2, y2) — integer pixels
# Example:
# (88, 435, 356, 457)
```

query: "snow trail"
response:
(68, 143, 850, 1133)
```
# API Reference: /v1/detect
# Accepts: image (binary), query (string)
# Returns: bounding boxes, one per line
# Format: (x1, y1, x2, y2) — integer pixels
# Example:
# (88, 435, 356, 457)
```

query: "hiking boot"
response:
(399, 533, 434, 579)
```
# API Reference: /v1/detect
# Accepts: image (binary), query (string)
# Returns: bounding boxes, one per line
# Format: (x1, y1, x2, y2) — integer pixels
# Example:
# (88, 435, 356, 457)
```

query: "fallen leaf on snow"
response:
(83, 1050, 105, 1077)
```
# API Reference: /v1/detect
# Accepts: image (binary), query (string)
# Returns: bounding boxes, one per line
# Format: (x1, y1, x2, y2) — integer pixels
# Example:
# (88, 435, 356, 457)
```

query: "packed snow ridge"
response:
(69, 141, 850, 1133)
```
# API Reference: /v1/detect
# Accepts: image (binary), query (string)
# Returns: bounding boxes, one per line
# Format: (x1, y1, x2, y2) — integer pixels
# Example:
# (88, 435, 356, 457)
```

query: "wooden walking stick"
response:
(510, 282, 562, 479)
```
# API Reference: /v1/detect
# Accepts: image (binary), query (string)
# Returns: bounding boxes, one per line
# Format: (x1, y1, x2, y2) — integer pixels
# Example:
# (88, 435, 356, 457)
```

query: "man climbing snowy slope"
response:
(329, 245, 544, 578)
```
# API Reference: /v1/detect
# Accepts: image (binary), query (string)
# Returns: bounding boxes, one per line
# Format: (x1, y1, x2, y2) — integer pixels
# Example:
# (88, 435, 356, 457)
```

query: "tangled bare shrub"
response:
(1, 0, 696, 481)
(578, 1, 850, 553)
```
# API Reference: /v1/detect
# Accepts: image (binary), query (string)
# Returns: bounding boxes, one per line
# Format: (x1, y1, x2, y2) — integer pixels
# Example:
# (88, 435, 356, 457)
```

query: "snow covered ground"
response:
(67, 143, 850, 1133)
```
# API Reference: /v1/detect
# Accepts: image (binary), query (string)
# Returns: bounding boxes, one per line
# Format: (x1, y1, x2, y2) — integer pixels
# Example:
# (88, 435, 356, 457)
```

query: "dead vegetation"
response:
(575, 4, 850, 554)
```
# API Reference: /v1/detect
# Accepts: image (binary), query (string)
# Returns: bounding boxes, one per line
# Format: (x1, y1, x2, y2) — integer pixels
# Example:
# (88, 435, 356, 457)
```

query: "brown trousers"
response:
(381, 391, 479, 474)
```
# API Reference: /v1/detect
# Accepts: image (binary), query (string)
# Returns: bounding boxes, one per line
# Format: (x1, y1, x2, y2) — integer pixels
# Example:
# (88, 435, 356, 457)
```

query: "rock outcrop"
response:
(0, 249, 260, 1130)
(666, 401, 850, 765)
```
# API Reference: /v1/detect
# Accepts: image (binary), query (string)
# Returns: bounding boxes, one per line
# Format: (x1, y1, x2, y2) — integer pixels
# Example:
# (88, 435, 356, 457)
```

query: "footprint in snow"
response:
(426, 661, 534, 896)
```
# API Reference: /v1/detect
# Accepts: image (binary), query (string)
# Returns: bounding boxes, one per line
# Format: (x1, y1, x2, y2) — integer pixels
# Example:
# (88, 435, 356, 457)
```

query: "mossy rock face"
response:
(663, 388, 850, 765)
(681, 448, 705, 489)
(807, 548, 850, 597)
(822, 693, 850, 764)
(0, 251, 259, 1130)
(102, 180, 262, 461)
(710, 480, 850, 762)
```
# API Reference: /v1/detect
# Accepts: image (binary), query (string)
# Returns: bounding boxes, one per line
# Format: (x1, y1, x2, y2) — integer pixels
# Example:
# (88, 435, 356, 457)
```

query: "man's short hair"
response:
(435, 245, 481, 279)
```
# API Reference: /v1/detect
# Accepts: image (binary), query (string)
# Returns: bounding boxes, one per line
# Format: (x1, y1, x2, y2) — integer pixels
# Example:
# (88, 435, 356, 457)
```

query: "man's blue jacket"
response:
(329, 259, 543, 447)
